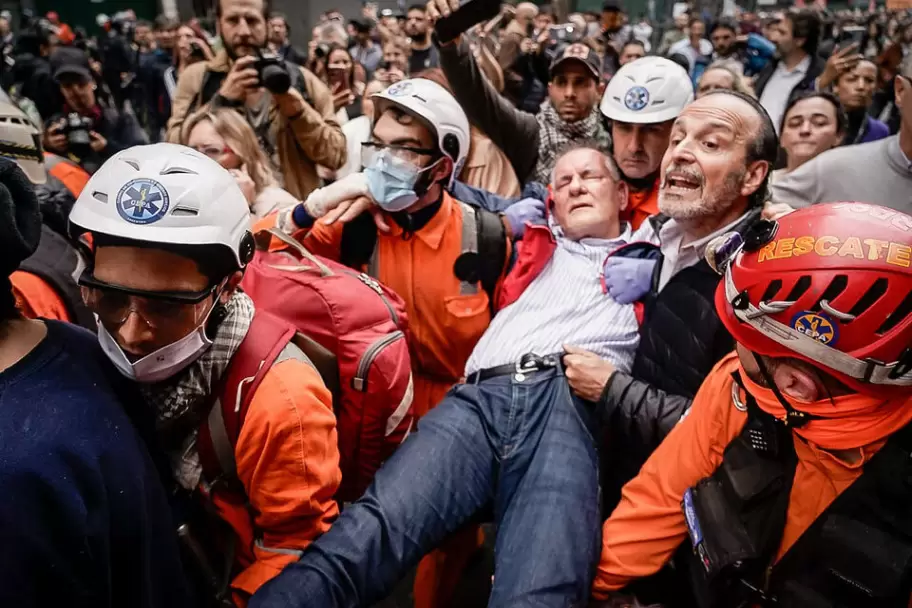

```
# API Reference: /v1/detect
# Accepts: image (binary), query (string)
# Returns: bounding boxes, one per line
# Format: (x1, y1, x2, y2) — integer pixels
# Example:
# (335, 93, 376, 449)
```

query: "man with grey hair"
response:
(771, 55, 912, 214)
(252, 143, 645, 608)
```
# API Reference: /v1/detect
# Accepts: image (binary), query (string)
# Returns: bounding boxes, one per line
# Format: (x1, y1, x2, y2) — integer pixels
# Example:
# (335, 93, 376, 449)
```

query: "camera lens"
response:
(260, 63, 291, 94)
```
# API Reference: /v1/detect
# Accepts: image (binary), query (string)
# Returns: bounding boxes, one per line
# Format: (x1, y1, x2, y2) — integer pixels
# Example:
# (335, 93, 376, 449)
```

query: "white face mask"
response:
(96, 295, 222, 384)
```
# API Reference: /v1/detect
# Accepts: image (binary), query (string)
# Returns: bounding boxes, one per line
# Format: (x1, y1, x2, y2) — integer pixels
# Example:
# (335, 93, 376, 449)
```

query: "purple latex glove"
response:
(603, 256, 657, 304)
(503, 197, 546, 239)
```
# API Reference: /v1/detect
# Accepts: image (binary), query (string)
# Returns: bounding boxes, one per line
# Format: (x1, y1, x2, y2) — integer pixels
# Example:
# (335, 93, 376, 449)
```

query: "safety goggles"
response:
(78, 270, 220, 329)
(361, 141, 437, 167)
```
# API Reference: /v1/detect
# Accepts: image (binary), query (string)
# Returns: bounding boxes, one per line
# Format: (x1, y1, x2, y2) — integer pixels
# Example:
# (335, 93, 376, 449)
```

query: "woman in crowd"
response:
(164, 22, 212, 101)
(859, 16, 884, 60)
(323, 45, 365, 124)
(417, 68, 520, 197)
(381, 41, 410, 73)
(695, 61, 755, 98)
(775, 91, 846, 181)
(833, 59, 890, 145)
(181, 108, 298, 221)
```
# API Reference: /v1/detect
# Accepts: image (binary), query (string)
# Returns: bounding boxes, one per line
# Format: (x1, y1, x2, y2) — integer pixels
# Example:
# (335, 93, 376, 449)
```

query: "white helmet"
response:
(371, 78, 470, 188)
(0, 101, 46, 185)
(69, 142, 254, 270)
(600, 56, 694, 124)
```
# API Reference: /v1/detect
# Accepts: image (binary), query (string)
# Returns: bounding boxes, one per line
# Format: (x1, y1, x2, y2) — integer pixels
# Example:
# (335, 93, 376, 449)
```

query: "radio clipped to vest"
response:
(683, 372, 912, 608)
(682, 375, 797, 606)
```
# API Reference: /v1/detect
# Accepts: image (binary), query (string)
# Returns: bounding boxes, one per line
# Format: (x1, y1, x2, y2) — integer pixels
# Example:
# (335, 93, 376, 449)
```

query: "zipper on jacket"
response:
(341, 269, 400, 326)
(352, 330, 404, 392)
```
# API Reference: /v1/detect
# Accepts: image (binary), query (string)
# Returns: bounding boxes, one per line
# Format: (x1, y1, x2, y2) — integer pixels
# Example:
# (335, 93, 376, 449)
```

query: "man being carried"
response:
(252, 142, 643, 608)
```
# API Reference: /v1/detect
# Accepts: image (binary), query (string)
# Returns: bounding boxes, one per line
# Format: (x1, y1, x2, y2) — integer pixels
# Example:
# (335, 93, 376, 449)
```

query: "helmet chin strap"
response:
(752, 352, 822, 429)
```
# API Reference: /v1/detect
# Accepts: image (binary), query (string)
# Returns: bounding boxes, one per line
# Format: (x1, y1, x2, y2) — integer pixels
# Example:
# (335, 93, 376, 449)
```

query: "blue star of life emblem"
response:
(624, 85, 650, 111)
(116, 178, 170, 225)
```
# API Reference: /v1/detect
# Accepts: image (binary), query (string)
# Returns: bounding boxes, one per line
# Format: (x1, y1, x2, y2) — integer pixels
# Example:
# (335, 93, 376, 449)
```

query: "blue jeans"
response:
(250, 368, 602, 608)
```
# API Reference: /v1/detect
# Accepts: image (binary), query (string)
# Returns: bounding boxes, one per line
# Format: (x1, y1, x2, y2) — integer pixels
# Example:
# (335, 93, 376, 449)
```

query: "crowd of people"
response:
(1, 0, 911, 607)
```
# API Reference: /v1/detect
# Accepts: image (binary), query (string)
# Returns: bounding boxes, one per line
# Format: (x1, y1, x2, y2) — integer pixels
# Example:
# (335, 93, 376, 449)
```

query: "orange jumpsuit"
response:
(257, 193, 511, 606)
(621, 181, 659, 231)
(211, 358, 341, 604)
(11, 272, 72, 322)
(593, 352, 908, 600)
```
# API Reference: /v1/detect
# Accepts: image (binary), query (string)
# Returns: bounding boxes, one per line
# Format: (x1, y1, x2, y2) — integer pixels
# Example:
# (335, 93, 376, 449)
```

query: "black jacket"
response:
(10, 52, 62, 121)
(753, 53, 825, 103)
(597, 209, 762, 510)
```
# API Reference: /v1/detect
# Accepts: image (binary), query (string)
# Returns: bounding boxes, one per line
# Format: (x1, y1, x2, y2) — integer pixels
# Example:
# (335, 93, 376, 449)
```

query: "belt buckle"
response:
(514, 353, 543, 382)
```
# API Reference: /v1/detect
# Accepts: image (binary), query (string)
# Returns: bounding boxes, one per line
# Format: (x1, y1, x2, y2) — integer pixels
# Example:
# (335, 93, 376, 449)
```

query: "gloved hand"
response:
(280, 173, 371, 234)
(303, 172, 370, 218)
(603, 256, 657, 304)
(503, 197, 546, 239)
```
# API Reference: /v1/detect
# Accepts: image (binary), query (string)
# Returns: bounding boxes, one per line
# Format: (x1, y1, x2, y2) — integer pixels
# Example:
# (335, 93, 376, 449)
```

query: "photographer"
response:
(167, 0, 345, 202)
(43, 48, 147, 174)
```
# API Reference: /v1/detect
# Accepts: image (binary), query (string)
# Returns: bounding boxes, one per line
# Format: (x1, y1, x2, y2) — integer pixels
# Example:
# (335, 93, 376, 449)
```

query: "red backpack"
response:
(198, 228, 414, 504)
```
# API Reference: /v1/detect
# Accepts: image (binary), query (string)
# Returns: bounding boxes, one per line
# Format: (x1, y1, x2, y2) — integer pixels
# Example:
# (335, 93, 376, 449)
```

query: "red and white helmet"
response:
(713, 202, 912, 398)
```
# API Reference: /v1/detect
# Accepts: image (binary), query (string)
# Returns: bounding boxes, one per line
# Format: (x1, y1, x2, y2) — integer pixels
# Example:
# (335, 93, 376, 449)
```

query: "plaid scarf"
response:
(141, 291, 255, 490)
(534, 101, 613, 185)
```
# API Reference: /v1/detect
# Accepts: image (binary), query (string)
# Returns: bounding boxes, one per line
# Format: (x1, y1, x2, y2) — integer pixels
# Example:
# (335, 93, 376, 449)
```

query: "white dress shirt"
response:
(465, 224, 639, 376)
(759, 55, 811, 134)
(632, 212, 752, 291)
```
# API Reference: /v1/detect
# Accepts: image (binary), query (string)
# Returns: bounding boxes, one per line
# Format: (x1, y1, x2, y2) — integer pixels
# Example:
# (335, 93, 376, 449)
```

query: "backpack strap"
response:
(339, 212, 379, 271)
(473, 204, 508, 311)
(197, 311, 296, 491)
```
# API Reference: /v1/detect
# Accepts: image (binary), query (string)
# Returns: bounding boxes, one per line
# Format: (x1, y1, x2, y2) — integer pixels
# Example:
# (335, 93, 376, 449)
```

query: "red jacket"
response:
(497, 222, 661, 313)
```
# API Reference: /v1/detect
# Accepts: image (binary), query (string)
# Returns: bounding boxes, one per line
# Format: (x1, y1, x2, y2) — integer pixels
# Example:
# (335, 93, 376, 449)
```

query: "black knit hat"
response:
(0, 157, 42, 279)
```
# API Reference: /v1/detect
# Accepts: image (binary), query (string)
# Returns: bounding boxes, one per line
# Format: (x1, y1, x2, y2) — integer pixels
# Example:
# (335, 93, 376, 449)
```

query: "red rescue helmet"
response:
(711, 202, 912, 398)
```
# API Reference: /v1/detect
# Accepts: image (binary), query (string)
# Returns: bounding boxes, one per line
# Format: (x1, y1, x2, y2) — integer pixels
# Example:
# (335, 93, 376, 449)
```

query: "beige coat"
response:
(166, 50, 347, 201)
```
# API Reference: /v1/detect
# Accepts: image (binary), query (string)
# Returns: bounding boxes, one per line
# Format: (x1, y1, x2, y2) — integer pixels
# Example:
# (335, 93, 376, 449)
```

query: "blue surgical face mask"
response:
(364, 149, 433, 212)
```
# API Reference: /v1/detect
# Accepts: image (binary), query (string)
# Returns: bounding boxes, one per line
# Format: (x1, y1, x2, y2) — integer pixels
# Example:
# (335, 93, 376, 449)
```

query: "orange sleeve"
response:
(10, 271, 73, 323)
(592, 353, 747, 600)
(231, 359, 342, 596)
(251, 212, 345, 261)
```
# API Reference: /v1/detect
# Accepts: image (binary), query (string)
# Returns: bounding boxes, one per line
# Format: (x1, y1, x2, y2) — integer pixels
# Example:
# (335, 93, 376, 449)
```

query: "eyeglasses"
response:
(192, 144, 233, 160)
(78, 270, 220, 329)
(361, 141, 437, 167)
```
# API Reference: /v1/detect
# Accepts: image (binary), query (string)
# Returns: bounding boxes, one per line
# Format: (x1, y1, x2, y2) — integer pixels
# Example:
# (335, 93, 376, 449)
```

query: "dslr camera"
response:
(61, 112, 93, 153)
(254, 52, 292, 94)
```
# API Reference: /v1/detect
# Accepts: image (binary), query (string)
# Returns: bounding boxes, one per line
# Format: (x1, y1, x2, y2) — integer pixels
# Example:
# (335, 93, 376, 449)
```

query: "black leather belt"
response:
(466, 352, 564, 384)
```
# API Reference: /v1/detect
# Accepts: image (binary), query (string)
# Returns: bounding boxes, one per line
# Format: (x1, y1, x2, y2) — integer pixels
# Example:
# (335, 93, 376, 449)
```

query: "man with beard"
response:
(563, 92, 775, 550)
(599, 56, 694, 229)
(430, 0, 610, 186)
(755, 9, 824, 134)
(166, 0, 345, 202)
(406, 4, 440, 74)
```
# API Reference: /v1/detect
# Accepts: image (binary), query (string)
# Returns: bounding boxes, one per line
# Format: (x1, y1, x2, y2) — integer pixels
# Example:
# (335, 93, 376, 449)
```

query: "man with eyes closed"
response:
(564, 90, 778, 527)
